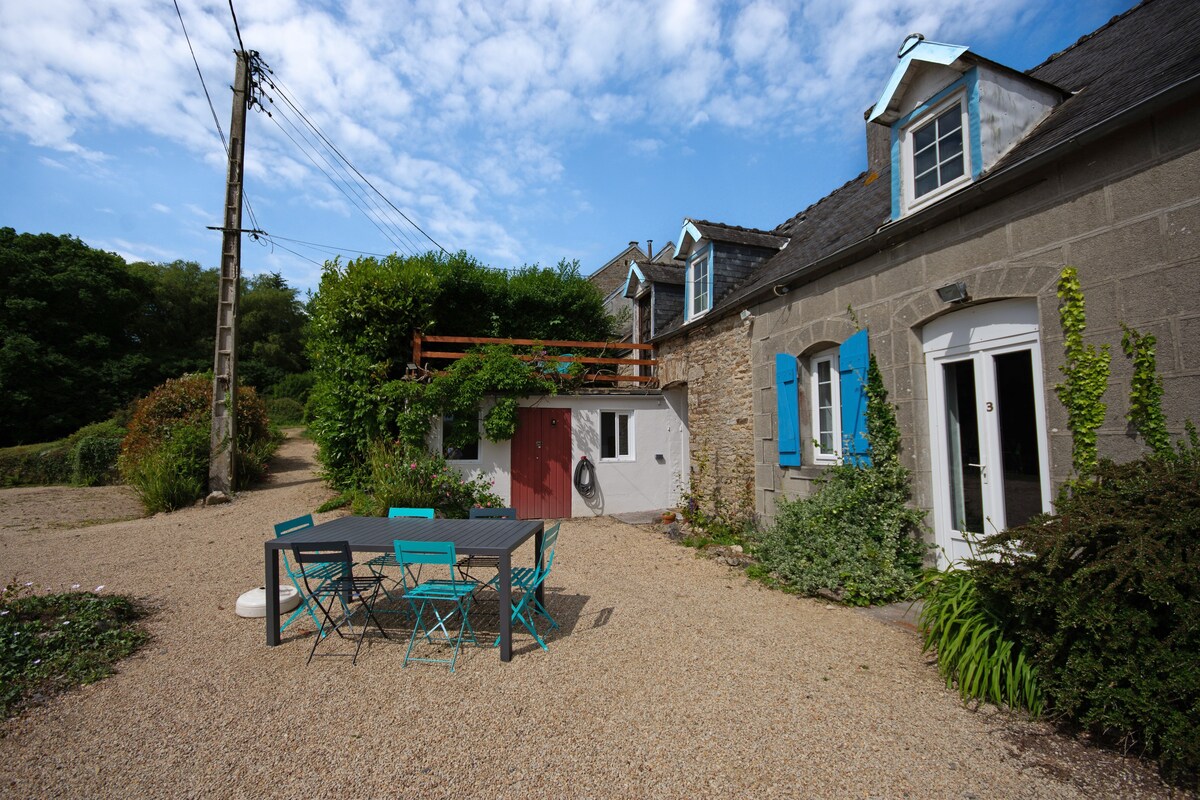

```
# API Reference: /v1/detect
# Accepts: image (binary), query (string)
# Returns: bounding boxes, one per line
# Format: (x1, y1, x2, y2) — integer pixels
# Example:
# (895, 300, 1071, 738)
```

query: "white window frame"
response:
(809, 348, 841, 464)
(901, 93, 971, 214)
(687, 246, 712, 320)
(599, 410, 634, 462)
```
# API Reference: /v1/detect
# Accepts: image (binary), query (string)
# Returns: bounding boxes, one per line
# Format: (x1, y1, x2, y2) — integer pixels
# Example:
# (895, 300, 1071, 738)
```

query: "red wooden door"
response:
(511, 407, 571, 519)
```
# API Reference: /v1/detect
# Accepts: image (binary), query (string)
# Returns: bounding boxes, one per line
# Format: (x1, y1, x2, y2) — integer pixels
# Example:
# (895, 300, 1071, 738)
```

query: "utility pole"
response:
(209, 49, 250, 499)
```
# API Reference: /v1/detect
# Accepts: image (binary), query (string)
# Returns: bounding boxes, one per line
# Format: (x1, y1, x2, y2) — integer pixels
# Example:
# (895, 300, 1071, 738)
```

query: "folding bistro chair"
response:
(393, 540, 480, 672)
(273, 514, 349, 635)
(455, 506, 517, 586)
(491, 522, 561, 651)
(290, 541, 388, 665)
(365, 507, 435, 605)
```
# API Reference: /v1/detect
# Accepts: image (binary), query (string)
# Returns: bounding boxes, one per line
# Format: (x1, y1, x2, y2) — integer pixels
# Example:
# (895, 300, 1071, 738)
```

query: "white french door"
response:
(923, 300, 1051, 566)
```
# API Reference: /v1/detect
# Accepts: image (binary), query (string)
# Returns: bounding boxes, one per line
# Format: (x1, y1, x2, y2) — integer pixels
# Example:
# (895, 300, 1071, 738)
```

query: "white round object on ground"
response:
(235, 585, 301, 618)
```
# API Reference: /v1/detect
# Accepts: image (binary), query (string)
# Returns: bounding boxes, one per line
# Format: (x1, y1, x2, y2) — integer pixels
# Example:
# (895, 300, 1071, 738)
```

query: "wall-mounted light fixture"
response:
(936, 280, 969, 304)
(739, 309, 754, 323)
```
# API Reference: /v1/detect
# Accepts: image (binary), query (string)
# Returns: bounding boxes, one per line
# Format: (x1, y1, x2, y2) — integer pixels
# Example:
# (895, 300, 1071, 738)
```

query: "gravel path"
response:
(0, 432, 1183, 799)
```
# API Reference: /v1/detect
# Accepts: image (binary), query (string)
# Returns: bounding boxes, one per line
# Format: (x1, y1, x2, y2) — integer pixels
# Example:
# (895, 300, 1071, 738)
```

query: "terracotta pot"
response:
(661, 511, 677, 524)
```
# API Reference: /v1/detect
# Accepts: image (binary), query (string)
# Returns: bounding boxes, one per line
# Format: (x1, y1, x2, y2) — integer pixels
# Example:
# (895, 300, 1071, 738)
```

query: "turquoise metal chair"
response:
(393, 539, 480, 671)
(366, 507, 435, 604)
(491, 522, 561, 650)
(274, 514, 348, 635)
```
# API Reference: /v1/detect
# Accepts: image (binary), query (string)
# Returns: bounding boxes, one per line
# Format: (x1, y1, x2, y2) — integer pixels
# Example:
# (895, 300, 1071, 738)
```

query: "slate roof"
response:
(655, 0, 1200, 339)
(690, 220, 790, 250)
(640, 262, 685, 285)
(997, 0, 1200, 170)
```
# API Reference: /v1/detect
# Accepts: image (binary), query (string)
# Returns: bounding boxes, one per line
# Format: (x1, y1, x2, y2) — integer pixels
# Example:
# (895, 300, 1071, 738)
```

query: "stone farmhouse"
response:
(629, 0, 1199, 563)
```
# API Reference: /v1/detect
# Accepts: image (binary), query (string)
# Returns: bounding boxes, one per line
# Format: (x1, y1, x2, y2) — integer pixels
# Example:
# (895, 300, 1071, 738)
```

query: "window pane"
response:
(940, 127, 963, 158)
(601, 412, 615, 459)
(617, 414, 629, 456)
(936, 106, 961, 137)
(913, 146, 938, 177)
(443, 413, 479, 460)
(915, 170, 940, 197)
(940, 156, 965, 183)
(913, 119, 936, 151)
(818, 408, 834, 452)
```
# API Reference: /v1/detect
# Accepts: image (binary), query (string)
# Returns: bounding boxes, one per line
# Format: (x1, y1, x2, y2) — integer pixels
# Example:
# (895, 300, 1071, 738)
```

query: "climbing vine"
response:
(383, 345, 559, 454)
(1120, 323, 1170, 455)
(1054, 266, 1110, 476)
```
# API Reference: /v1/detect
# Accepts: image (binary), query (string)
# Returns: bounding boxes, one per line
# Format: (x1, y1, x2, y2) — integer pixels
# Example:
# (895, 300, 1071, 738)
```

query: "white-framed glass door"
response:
(923, 300, 1051, 566)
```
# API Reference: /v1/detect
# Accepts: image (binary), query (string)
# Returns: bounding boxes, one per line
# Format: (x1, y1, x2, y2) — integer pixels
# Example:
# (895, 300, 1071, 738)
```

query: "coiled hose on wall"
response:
(573, 455, 597, 499)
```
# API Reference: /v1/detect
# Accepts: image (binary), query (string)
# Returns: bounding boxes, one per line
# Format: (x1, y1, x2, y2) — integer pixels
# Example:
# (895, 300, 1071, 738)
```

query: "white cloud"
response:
(0, 0, 1041, 270)
(152, 203, 171, 214)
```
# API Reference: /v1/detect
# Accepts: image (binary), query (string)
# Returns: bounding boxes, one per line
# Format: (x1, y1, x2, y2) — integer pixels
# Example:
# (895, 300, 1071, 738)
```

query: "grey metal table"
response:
(265, 516, 545, 662)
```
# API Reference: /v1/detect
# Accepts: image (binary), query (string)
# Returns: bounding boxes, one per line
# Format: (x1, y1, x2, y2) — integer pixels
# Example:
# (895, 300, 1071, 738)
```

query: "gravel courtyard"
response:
(0, 432, 1183, 799)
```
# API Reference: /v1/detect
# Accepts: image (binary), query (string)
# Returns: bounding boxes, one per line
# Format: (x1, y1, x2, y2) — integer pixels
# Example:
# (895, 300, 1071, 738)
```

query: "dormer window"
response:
(687, 245, 712, 319)
(912, 102, 965, 198)
(901, 94, 970, 211)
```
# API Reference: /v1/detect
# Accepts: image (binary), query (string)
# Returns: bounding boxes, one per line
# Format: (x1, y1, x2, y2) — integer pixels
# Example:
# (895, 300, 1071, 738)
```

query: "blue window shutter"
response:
(839, 329, 871, 467)
(776, 353, 802, 466)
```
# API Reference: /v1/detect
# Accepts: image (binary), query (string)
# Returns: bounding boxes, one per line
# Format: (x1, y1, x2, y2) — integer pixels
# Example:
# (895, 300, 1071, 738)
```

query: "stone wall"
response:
(750, 97, 1200, 529)
(657, 312, 755, 520)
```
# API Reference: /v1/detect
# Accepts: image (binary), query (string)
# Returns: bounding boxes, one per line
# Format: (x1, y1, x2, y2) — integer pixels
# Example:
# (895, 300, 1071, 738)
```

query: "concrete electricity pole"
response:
(208, 49, 250, 500)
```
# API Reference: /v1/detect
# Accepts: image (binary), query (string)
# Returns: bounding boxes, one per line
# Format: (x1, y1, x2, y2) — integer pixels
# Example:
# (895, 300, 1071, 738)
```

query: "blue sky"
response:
(1, 0, 1134, 295)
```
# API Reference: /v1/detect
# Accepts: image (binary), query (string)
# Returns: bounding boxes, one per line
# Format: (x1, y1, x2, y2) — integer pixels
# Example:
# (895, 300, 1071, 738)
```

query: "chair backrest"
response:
(274, 514, 315, 538)
(469, 507, 517, 520)
(388, 507, 435, 519)
(540, 522, 561, 574)
(290, 541, 352, 593)
(393, 539, 460, 588)
(292, 540, 353, 567)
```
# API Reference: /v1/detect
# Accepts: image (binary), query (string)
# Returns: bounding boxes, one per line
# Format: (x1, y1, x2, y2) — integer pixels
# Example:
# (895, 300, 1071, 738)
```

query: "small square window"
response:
(600, 411, 633, 461)
(910, 103, 966, 200)
(442, 413, 479, 461)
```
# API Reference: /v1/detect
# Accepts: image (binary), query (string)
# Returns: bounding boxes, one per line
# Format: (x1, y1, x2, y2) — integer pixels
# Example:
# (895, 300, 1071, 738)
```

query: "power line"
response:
(173, 0, 226, 152)
(263, 234, 393, 259)
(173, 0, 261, 234)
(258, 63, 450, 256)
(227, 0, 246, 54)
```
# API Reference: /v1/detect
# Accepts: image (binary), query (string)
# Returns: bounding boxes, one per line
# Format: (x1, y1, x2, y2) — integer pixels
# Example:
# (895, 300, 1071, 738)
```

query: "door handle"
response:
(968, 462, 987, 481)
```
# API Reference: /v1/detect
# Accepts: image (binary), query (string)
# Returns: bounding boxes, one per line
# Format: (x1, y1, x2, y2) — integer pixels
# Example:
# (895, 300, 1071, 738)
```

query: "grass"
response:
(0, 581, 150, 719)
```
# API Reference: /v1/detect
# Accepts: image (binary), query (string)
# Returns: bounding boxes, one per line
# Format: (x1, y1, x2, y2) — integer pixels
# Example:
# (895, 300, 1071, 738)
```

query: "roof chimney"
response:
(646, 239, 653, 259)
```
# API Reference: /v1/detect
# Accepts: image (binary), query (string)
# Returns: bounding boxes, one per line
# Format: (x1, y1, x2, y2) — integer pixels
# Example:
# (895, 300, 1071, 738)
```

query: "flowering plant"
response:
(362, 439, 504, 518)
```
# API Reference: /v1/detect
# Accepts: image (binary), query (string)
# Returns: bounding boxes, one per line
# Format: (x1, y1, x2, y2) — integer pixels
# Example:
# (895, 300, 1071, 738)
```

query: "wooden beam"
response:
(420, 334, 653, 351)
(421, 350, 656, 367)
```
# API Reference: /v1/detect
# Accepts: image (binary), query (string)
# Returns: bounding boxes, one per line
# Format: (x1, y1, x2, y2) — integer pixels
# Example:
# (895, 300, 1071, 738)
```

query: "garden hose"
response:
(573, 455, 597, 499)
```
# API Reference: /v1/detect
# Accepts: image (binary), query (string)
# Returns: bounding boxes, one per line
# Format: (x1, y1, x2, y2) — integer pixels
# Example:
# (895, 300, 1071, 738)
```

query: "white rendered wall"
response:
(439, 393, 684, 518)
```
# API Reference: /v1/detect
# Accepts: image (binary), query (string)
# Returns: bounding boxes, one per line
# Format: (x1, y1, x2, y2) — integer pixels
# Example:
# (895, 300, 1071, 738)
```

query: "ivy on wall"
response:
(1120, 324, 1171, 456)
(1054, 266, 1111, 476)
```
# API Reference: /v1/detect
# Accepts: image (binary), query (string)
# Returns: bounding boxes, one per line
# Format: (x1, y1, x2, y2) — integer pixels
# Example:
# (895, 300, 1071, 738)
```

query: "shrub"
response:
(972, 435, 1200, 786)
(1, 580, 149, 719)
(358, 439, 504, 518)
(68, 419, 126, 486)
(917, 567, 1043, 714)
(119, 374, 279, 511)
(755, 356, 927, 605)
(265, 397, 305, 426)
(0, 441, 72, 487)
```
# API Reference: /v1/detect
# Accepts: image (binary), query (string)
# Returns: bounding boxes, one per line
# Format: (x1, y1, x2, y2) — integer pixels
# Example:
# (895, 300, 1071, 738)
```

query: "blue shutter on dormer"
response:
(839, 329, 871, 467)
(776, 353, 802, 466)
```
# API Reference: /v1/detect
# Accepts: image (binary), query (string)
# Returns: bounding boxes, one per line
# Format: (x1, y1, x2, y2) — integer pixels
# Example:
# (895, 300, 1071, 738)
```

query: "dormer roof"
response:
(868, 37, 1065, 125)
(674, 219, 789, 258)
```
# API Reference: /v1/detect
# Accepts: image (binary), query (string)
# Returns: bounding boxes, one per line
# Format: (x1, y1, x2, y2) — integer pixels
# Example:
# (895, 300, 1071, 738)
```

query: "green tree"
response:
(239, 272, 308, 390)
(126, 259, 217, 384)
(306, 250, 616, 487)
(0, 228, 149, 445)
